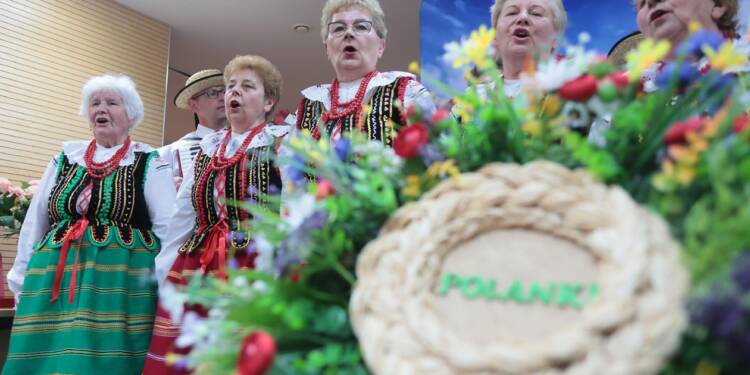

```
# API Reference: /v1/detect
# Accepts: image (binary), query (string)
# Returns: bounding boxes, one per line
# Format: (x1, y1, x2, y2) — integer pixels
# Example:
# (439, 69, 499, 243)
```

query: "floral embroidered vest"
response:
(179, 147, 282, 254)
(296, 76, 412, 145)
(36, 151, 159, 250)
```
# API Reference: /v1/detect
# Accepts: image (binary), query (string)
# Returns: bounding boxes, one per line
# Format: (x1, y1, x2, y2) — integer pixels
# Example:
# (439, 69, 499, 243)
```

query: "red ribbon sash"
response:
(50, 217, 89, 303)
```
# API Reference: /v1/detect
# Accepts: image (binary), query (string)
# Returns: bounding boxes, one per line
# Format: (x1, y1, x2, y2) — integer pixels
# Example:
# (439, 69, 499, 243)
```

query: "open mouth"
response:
(229, 100, 240, 109)
(513, 29, 530, 38)
(343, 45, 357, 53)
(96, 117, 110, 125)
(650, 9, 668, 22)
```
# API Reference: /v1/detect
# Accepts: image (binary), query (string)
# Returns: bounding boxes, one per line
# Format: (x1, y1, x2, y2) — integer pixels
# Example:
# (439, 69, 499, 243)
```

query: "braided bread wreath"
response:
(350, 162, 689, 375)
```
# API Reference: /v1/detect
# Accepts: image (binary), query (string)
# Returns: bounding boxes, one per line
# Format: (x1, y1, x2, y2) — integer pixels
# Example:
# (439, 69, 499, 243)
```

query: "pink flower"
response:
(8, 186, 24, 198)
(0, 178, 11, 194)
(28, 179, 41, 187)
(24, 185, 38, 199)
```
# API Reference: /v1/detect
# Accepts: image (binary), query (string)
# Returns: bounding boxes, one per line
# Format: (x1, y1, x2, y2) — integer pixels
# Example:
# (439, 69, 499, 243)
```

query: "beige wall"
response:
(0, 0, 170, 297)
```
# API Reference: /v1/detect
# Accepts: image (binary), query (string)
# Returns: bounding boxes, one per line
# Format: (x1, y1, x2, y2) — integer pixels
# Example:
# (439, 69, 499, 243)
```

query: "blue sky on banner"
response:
(419, 0, 750, 100)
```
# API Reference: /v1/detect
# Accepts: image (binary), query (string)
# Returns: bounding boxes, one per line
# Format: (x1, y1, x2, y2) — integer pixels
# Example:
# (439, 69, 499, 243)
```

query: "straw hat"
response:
(608, 31, 645, 66)
(173, 69, 224, 110)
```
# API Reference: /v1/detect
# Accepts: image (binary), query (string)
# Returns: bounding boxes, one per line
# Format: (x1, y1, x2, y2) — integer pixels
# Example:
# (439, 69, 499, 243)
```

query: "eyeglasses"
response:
(327, 20, 374, 38)
(196, 87, 225, 99)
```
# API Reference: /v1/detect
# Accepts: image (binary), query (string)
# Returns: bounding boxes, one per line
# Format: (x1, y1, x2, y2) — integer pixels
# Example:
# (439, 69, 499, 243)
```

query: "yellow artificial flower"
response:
(626, 38, 671, 81)
(685, 132, 709, 153)
(703, 41, 748, 71)
(536, 94, 562, 118)
(452, 97, 474, 122)
(402, 175, 422, 197)
(426, 159, 460, 179)
(522, 119, 542, 137)
(466, 25, 496, 69)
(408, 61, 420, 74)
(688, 20, 702, 34)
(695, 360, 721, 375)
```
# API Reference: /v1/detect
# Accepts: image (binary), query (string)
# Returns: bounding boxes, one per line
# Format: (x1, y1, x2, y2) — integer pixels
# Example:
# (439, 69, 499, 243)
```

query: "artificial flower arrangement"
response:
(0, 177, 37, 236)
(162, 25, 750, 375)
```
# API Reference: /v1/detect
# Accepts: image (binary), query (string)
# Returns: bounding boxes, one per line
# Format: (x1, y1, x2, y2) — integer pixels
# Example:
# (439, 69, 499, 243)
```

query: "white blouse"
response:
(153, 125, 289, 288)
(7, 141, 176, 299)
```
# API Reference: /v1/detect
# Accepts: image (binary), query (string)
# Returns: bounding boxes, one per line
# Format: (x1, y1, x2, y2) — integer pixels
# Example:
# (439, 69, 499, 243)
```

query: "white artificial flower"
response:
(442, 40, 464, 66)
(176, 312, 209, 348)
(283, 193, 316, 229)
(159, 282, 188, 322)
(253, 235, 275, 274)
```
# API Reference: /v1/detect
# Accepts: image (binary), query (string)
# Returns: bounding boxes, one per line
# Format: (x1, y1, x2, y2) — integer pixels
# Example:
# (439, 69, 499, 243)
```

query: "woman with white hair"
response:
(489, 0, 567, 96)
(296, 0, 435, 143)
(3, 74, 176, 374)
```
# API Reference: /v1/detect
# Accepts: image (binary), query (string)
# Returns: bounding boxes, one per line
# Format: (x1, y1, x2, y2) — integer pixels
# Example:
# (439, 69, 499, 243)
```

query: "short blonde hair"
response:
(320, 0, 387, 41)
(490, 0, 568, 32)
(223, 55, 283, 118)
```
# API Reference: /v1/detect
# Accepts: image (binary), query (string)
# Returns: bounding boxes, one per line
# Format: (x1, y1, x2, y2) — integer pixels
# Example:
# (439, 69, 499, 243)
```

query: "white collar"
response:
(194, 124, 220, 138)
(300, 71, 415, 110)
(200, 124, 290, 156)
(62, 140, 155, 167)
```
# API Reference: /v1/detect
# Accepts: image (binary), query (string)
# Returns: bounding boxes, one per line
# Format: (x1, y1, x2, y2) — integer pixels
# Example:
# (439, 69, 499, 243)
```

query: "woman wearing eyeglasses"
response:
(295, 0, 435, 143)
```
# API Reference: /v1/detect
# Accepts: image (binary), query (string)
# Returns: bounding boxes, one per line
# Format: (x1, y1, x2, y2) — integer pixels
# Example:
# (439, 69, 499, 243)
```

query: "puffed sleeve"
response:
(143, 154, 179, 288)
(8, 157, 58, 299)
(157, 143, 178, 178)
(404, 79, 437, 118)
(152, 162, 197, 290)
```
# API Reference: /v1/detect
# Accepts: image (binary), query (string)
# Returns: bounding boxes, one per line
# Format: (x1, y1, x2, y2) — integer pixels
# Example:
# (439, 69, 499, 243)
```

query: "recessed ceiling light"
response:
(293, 24, 311, 33)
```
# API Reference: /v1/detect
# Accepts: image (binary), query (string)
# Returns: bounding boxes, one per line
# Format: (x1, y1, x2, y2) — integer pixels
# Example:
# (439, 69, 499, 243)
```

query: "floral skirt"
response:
(2, 236, 159, 375)
(142, 246, 255, 375)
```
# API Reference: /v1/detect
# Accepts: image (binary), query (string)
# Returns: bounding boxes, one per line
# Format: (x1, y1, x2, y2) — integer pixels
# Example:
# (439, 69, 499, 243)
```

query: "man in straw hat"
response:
(159, 69, 227, 186)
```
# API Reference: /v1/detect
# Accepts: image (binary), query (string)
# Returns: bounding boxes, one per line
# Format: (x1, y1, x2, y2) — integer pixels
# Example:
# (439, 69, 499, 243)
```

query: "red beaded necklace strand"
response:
(83, 137, 132, 179)
(318, 70, 378, 136)
(194, 124, 267, 225)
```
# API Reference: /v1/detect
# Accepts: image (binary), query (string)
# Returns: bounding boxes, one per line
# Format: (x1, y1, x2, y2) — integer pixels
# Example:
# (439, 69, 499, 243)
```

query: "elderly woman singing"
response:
(296, 0, 436, 143)
(143, 55, 288, 374)
(483, 0, 568, 97)
(4, 75, 175, 374)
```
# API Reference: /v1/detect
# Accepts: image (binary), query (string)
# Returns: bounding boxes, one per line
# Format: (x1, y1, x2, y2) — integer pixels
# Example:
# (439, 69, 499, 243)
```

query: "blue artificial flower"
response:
(654, 61, 700, 89)
(417, 143, 445, 167)
(731, 252, 750, 291)
(333, 138, 351, 161)
(273, 241, 301, 277)
(693, 294, 743, 338)
(285, 155, 307, 185)
(677, 30, 723, 58)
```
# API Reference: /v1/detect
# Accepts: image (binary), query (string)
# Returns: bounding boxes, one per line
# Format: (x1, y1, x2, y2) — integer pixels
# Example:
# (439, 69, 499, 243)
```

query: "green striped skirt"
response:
(3, 229, 159, 375)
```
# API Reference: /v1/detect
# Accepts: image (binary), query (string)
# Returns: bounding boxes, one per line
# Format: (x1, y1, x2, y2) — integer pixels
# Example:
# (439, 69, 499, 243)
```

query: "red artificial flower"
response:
(664, 117, 705, 145)
(393, 123, 429, 158)
(430, 108, 451, 124)
(733, 113, 749, 134)
(559, 75, 598, 102)
(608, 71, 630, 89)
(237, 331, 276, 375)
(315, 179, 335, 200)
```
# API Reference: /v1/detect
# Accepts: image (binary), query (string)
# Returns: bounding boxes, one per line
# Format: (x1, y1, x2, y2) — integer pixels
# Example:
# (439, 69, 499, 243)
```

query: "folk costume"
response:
(159, 69, 227, 179)
(143, 124, 288, 374)
(158, 124, 218, 180)
(4, 139, 175, 375)
(295, 71, 435, 143)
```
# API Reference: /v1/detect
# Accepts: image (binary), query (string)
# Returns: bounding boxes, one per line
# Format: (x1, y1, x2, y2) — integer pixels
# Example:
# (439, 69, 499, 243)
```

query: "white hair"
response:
(490, 0, 568, 32)
(78, 74, 145, 130)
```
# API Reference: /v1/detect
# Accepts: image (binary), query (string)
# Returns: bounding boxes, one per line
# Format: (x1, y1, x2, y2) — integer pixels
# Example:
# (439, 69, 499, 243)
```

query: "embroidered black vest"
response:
(296, 76, 412, 145)
(179, 146, 282, 254)
(38, 151, 157, 249)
